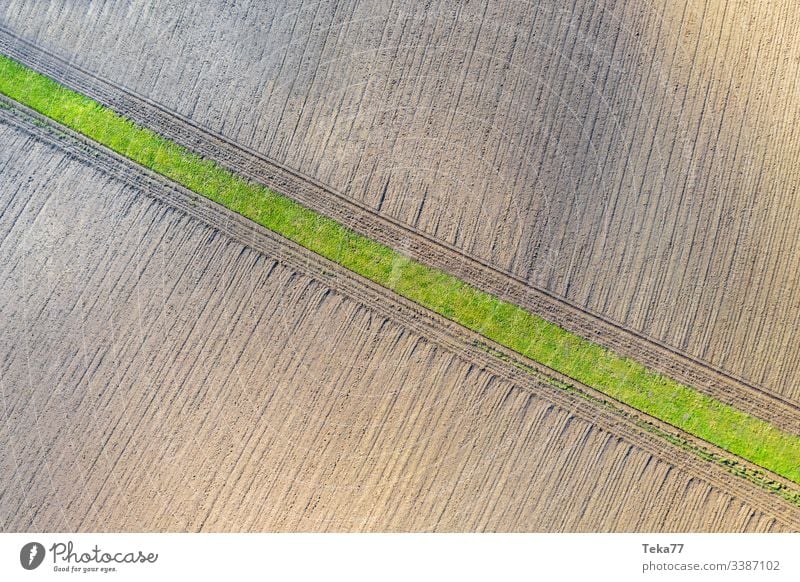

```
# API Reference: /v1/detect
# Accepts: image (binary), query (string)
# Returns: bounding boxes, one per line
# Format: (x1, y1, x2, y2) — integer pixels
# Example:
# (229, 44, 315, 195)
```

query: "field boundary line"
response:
(2, 101, 798, 527)
(0, 27, 794, 434)
(1, 38, 800, 486)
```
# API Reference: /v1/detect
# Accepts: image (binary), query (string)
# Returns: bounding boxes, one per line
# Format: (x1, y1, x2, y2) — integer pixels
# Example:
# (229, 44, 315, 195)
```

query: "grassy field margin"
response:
(2, 53, 798, 486)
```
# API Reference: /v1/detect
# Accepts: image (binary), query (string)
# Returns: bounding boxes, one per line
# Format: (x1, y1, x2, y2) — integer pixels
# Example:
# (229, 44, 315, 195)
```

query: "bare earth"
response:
(1, 0, 798, 402)
(1, 109, 796, 531)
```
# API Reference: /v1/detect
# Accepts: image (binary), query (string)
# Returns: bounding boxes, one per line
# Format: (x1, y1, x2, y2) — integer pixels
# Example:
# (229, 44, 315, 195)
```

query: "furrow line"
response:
(1, 27, 796, 433)
(2, 101, 798, 528)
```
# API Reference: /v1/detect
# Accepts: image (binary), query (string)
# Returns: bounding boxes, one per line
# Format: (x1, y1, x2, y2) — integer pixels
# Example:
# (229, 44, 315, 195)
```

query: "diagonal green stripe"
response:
(1, 53, 798, 486)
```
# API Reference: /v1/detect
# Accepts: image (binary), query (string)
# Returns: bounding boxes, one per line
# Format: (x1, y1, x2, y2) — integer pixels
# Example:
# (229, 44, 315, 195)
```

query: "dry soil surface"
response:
(1, 0, 798, 403)
(1, 110, 796, 532)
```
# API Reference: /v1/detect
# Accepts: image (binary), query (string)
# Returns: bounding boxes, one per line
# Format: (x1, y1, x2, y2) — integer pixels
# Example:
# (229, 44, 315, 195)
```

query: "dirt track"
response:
(2, 26, 799, 437)
(0, 1, 797, 407)
(1, 105, 798, 531)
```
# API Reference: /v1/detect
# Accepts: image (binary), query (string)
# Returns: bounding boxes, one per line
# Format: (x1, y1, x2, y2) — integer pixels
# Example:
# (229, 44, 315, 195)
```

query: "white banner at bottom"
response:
(0, 533, 796, 581)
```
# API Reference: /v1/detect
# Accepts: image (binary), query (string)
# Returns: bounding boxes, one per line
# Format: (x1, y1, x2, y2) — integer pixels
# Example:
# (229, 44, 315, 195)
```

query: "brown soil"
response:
(0, 1, 796, 406)
(3, 27, 798, 435)
(1, 107, 797, 532)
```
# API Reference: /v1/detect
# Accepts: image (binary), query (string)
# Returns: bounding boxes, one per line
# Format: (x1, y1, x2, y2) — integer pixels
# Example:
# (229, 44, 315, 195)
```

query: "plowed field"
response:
(2, 111, 795, 531)
(1, 0, 797, 402)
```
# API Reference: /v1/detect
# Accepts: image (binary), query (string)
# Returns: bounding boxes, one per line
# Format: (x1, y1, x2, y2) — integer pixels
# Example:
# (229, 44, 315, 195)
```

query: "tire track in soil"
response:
(1, 28, 797, 436)
(2, 101, 798, 530)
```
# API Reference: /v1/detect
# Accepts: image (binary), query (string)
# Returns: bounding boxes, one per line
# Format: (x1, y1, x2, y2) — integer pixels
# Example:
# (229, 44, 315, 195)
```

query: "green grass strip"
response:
(2, 53, 798, 484)
(475, 340, 800, 507)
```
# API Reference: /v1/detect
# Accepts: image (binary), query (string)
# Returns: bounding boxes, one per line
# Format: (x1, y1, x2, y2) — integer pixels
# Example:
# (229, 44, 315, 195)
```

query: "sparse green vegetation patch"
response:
(2, 53, 798, 485)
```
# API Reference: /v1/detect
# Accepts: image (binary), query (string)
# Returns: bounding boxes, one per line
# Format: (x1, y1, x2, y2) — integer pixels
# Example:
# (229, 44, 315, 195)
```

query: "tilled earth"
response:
(1, 110, 796, 531)
(1, 0, 798, 404)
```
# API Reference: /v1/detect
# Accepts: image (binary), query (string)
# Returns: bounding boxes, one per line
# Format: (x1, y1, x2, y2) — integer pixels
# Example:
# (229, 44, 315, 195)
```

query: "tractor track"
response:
(2, 28, 797, 437)
(1, 27, 798, 436)
(3, 99, 799, 528)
